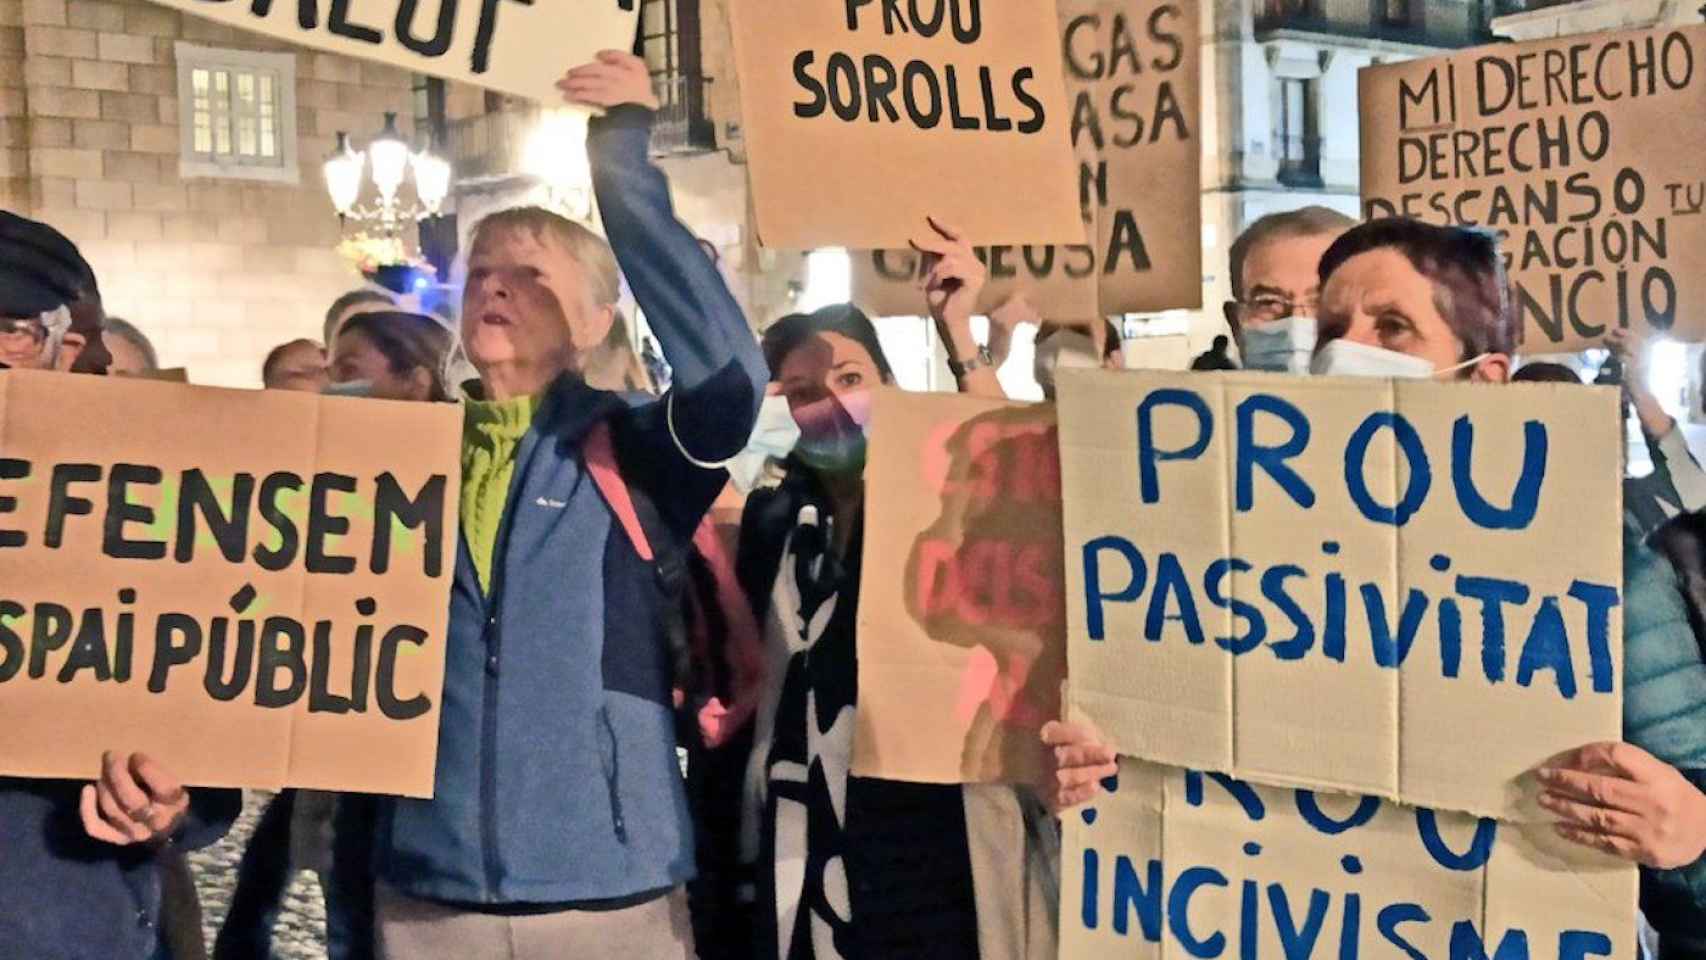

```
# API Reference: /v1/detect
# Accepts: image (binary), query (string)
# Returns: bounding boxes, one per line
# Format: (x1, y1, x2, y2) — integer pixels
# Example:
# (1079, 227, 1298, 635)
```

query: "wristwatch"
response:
(947, 344, 994, 378)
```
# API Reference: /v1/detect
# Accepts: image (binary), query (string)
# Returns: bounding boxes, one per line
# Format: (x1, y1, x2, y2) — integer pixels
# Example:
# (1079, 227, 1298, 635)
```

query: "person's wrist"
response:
(1682, 783, 1706, 862)
(938, 313, 977, 353)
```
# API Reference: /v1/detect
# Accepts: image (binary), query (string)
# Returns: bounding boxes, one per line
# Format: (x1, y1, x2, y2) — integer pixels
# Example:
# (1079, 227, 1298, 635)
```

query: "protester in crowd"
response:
(1512, 361, 1583, 383)
(1605, 327, 1706, 535)
(1033, 318, 1121, 400)
(1189, 334, 1238, 371)
(581, 308, 656, 393)
(0, 212, 109, 373)
(1312, 216, 1706, 956)
(1224, 205, 1356, 373)
(327, 310, 455, 402)
(0, 210, 240, 959)
(323, 288, 396, 348)
(730, 217, 1114, 960)
(261, 339, 329, 393)
(365, 51, 764, 959)
(103, 316, 160, 375)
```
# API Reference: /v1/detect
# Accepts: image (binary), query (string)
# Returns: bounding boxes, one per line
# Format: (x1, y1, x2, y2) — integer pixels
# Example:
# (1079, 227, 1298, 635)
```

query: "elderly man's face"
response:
(1229, 231, 1341, 343)
(267, 341, 329, 393)
(1317, 248, 1512, 383)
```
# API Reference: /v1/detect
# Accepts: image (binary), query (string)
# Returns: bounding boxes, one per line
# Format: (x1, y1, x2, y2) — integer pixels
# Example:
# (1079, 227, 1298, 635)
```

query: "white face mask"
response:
(1311, 339, 1488, 380)
(1034, 330, 1102, 396)
(728, 393, 802, 493)
(1240, 315, 1317, 374)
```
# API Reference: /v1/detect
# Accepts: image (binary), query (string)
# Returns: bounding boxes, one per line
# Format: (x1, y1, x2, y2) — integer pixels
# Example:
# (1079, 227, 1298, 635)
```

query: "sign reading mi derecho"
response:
(1361, 25, 1706, 352)
(142, 0, 639, 100)
(0, 372, 460, 797)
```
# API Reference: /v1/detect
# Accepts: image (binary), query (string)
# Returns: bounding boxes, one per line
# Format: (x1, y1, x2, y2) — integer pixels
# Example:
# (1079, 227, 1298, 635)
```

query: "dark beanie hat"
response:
(0, 210, 97, 317)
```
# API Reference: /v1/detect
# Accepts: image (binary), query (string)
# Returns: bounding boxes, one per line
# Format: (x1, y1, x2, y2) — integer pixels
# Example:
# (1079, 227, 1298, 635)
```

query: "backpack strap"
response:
(585, 420, 656, 563)
(585, 418, 698, 701)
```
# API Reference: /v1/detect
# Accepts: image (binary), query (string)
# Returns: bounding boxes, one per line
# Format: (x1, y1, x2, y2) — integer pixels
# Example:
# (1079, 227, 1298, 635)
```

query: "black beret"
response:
(0, 210, 96, 317)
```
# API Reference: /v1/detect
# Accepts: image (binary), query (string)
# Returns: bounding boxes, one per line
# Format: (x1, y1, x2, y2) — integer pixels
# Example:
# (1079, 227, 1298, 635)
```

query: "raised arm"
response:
(563, 52, 766, 466)
(915, 217, 1005, 399)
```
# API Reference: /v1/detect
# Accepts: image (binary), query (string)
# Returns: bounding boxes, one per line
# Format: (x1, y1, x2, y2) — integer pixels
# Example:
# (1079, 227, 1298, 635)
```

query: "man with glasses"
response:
(0, 211, 110, 373)
(1221, 205, 1356, 373)
(0, 210, 239, 958)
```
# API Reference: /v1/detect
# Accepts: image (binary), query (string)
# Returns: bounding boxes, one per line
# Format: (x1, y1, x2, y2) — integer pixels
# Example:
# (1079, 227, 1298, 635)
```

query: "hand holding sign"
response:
(556, 51, 658, 111)
(1036, 719, 1116, 815)
(914, 217, 987, 332)
(79, 751, 190, 847)
(1540, 741, 1706, 869)
(915, 217, 1002, 394)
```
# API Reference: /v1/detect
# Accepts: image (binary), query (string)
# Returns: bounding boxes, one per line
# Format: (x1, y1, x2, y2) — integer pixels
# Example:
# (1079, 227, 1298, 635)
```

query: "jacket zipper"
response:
(480, 593, 503, 894)
(478, 439, 535, 897)
(597, 703, 629, 845)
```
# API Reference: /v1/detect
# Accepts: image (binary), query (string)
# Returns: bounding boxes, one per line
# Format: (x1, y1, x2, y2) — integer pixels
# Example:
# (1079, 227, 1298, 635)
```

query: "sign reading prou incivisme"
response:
(0, 372, 461, 798)
(1057, 370, 1624, 822)
(1061, 759, 1636, 960)
(1361, 25, 1706, 353)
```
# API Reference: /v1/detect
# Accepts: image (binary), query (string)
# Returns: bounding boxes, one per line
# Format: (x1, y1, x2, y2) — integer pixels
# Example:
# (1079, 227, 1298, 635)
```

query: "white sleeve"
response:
(1656, 424, 1706, 513)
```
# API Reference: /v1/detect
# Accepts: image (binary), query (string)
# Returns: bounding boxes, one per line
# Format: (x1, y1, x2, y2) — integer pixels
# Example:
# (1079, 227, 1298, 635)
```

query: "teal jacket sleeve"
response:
(1622, 525, 1706, 947)
(1622, 529, 1706, 768)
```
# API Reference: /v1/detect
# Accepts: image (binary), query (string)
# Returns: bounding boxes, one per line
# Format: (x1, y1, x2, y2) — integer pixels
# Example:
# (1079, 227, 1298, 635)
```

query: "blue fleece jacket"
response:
(0, 779, 239, 959)
(372, 106, 765, 905)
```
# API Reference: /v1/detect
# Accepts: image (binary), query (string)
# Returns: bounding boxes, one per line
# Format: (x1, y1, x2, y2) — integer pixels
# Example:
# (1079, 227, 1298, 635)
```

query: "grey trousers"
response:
(375, 883, 694, 960)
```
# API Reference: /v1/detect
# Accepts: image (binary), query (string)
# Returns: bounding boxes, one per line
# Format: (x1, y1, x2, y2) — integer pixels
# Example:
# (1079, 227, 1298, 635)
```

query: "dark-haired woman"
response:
(734, 220, 1115, 960)
(328, 310, 454, 403)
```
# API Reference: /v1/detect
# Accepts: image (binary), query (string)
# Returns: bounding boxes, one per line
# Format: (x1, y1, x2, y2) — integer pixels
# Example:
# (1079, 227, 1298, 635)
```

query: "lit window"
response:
(175, 43, 298, 184)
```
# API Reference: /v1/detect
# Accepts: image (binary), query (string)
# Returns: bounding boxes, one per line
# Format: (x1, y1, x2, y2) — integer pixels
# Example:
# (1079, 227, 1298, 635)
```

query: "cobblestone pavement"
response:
(187, 790, 330, 960)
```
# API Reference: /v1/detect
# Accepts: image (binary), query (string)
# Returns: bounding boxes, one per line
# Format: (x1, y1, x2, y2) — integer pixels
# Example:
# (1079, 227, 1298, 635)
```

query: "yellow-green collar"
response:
(464, 392, 539, 445)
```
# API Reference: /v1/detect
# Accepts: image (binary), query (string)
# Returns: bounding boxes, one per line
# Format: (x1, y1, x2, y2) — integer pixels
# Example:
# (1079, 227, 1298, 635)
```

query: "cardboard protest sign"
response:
(0, 371, 460, 797)
(856, 388, 1065, 784)
(116, 368, 190, 384)
(850, 0, 1202, 319)
(144, 0, 637, 101)
(724, 0, 1085, 250)
(1057, 370, 1622, 819)
(1361, 25, 1706, 352)
(1061, 758, 1636, 959)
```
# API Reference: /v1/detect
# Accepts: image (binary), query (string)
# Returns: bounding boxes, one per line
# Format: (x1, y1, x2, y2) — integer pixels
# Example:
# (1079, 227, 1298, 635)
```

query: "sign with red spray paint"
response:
(854, 388, 1065, 784)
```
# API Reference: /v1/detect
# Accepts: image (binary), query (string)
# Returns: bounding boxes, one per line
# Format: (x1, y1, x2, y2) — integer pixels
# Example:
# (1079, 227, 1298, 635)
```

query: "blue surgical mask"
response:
(728, 394, 802, 493)
(323, 379, 375, 398)
(1241, 315, 1317, 374)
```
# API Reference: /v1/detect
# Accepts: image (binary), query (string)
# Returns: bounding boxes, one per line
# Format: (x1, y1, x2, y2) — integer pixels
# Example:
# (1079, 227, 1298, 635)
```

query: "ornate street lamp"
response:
(323, 112, 451, 286)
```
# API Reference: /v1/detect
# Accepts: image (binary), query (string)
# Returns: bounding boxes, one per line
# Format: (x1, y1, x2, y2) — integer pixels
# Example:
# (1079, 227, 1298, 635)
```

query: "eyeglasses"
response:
(0, 316, 48, 345)
(1239, 293, 1320, 323)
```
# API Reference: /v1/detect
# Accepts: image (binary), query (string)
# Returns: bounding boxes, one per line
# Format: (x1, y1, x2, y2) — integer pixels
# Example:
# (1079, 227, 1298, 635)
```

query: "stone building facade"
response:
(0, 0, 415, 386)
